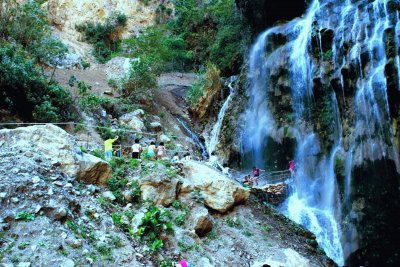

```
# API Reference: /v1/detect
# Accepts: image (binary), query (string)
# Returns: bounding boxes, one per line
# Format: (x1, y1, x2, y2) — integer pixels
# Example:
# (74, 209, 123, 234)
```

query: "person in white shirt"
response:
(131, 139, 142, 159)
(172, 152, 180, 163)
(183, 153, 192, 160)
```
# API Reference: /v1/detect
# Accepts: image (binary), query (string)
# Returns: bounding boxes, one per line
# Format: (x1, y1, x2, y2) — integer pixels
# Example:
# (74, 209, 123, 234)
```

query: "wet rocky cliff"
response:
(219, 0, 400, 265)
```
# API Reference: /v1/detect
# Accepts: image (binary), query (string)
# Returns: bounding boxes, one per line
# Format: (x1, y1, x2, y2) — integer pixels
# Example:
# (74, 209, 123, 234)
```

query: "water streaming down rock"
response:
(176, 117, 208, 159)
(207, 76, 238, 155)
(241, 0, 400, 265)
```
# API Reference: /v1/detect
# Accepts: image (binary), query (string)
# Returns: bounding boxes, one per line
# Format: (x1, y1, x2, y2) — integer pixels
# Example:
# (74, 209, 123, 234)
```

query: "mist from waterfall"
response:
(241, 0, 399, 265)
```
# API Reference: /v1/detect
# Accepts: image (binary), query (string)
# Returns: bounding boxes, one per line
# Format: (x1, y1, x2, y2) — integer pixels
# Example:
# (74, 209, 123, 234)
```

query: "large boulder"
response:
(119, 111, 145, 133)
(181, 161, 250, 213)
(139, 175, 179, 206)
(0, 124, 111, 185)
(187, 206, 213, 237)
(76, 153, 112, 185)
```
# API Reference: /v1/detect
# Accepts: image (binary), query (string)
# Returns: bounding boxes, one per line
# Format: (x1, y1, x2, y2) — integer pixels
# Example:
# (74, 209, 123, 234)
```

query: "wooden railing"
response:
(259, 170, 293, 184)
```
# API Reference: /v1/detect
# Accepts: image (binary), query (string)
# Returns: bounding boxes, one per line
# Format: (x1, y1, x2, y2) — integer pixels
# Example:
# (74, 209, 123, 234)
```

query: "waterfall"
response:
(207, 76, 237, 154)
(241, 0, 400, 265)
(176, 117, 208, 159)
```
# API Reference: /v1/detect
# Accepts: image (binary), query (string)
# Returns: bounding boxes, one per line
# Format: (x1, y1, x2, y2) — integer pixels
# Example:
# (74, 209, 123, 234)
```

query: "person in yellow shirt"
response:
(104, 136, 118, 160)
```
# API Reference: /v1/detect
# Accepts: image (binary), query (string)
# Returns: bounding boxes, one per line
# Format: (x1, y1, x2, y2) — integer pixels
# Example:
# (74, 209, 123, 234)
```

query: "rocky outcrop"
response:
(190, 66, 222, 121)
(119, 110, 145, 133)
(76, 153, 112, 185)
(0, 124, 111, 185)
(139, 175, 179, 206)
(43, 0, 172, 41)
(181, 161, 250, 213)
(137, 161, 249, 213)
(187, 206, 213, 237)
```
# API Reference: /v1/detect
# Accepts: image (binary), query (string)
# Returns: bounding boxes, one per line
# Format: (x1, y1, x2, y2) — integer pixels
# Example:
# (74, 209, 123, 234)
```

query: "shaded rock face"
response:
(346, 159, 400, 266)
(235, 0, 308, 34)
(0, 124, 111, 185)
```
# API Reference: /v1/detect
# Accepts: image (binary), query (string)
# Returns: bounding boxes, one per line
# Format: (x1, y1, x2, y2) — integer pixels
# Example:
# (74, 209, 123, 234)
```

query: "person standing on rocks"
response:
(289, 160, 295, 177)
(172, 152, 180, 163)
(131, 138, 142, 159)
(104, 136, 118, 161)
(147, 141, 156, 160)
(252, 166, 264, 186)
(157, 142, 166, 160)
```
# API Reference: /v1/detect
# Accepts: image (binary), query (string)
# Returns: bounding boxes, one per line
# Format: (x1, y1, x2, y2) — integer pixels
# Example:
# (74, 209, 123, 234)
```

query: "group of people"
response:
(145, 141, 166, 160)
(171, 152, 193, 162)
(242, 166, 264, 187)
(104, 136, 198, 162)
(103, 137, 167, 161)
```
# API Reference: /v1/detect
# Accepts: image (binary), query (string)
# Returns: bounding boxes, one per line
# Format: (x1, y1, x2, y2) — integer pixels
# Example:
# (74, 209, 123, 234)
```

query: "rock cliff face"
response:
(43, 0, 171, 41)
(235, 0, 308, 34)
(229, 0, 400, 265)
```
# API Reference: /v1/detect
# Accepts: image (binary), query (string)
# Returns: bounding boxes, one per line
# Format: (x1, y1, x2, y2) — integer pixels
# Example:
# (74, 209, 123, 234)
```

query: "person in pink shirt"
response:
(289, 160, 295, 177)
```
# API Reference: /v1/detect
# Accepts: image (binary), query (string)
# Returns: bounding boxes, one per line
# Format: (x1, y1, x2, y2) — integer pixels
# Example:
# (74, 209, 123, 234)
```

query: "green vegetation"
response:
(189, 189, 205, 203)
(15, 211, 35, 222)
(186, 63, 221, 107)
(76, 12, 127, 63)
(178, 241, 199, 252)
(130, 180, 142, 203)
(135, 205, 174, 252)
(174, 213, 186, 226)
(0, 1, 75, 123)
(225, 217, 242, 228)
(170, 0, 250, 74)
(261, 224, 272, 233)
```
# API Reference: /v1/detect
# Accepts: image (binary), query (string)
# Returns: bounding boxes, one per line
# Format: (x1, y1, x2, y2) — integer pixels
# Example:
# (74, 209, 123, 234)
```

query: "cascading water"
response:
(241, 0, 400, 265)
(176, 117, 208, 159)
(206, 76, 237, 155)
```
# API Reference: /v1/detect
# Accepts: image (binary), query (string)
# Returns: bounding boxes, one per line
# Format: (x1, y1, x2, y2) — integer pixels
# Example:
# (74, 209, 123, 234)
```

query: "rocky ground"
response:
(0, 124, 336, 267)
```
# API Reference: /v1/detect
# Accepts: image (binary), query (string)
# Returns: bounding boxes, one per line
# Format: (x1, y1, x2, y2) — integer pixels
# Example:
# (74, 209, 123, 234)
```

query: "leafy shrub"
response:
(130, 180, 141, 203)
(0, 43, 75, 122)
(171, 200, 183, 210)
(123, 58, 158, 99)
(0, 0, 67, 64)
(135, 205, 173, 252)
(225, 217, 242, 228)
(174, 213, 186, 226)
(16, 211, 35, 222)
(186, 80, 205, 107)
